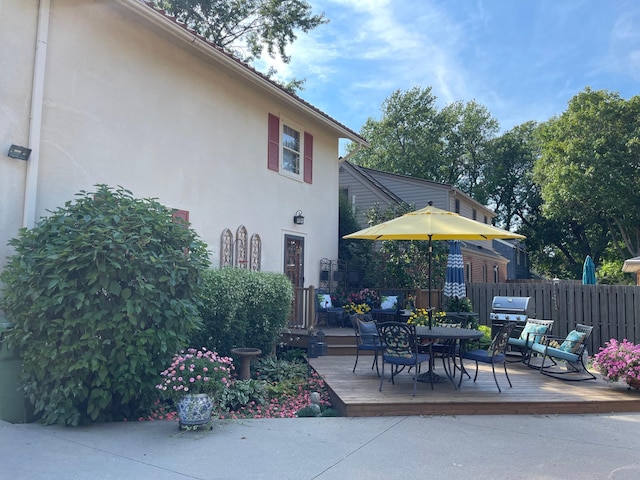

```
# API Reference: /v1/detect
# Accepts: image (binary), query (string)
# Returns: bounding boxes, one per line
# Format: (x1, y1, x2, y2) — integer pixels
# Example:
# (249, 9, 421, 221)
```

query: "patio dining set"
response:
(350, 312, 596, 396)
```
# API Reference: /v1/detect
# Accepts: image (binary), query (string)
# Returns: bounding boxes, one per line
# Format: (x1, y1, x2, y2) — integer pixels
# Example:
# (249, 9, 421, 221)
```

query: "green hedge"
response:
(191, 268, 293, 358)
(0, 185, 210, 425)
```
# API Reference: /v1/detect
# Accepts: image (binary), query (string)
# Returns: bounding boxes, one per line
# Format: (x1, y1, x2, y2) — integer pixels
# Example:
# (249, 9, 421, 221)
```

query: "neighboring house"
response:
(0, 0, 367, 292)
(493, 239, 531, 281)
(339, 161, 531, 283)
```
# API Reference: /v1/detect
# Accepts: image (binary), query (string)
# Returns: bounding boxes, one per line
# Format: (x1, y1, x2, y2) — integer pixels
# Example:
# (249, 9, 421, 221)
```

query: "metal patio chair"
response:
(376, 322, 431, 395)
(460, 322, 516, 392)
(351, 314, 384, 376)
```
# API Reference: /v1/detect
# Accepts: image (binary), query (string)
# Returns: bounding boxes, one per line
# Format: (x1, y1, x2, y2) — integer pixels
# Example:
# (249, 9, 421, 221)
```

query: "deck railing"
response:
(287, 286, 443, 331)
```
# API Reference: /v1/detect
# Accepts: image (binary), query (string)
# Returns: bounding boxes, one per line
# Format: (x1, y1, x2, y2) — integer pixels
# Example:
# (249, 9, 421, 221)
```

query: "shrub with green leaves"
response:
(0, 185, 210, 425)
(192, 268, 293, 357)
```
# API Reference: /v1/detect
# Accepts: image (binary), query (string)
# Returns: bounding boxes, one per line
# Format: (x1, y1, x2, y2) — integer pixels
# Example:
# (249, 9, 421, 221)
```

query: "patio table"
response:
(415, 326, 483, 389)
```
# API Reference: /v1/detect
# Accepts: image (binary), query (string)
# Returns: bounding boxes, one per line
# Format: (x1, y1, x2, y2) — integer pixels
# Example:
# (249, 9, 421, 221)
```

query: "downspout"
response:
(22, 0, 50, 228)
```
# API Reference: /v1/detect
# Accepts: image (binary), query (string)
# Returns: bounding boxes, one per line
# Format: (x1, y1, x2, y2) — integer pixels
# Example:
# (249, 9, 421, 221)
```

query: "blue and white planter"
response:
(176, 393, 214, 429)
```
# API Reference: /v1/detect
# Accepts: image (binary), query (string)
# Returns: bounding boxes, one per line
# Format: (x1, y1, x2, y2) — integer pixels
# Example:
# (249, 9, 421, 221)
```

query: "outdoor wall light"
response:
(293, 210, 305, 225)
(7, 144, 32, 161)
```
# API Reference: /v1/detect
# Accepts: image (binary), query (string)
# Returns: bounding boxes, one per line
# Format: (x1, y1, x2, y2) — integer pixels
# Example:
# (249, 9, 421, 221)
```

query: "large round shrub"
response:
(0, 185, 210, 425)
(192, 268, 293, 358)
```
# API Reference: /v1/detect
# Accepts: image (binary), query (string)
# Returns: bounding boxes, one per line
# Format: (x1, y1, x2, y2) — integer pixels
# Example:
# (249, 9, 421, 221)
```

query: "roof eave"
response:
(113, 0, 368, 146)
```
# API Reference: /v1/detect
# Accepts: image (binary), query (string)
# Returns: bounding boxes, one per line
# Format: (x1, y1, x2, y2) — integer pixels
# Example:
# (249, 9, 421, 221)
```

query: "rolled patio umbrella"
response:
(443, 240, 466, 298)
(582, 255, 596, 285)
(343, 202, 525, 328)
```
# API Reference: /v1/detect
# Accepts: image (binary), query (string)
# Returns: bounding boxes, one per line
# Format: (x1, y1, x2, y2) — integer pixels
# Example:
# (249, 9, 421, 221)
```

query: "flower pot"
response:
(176, 393, 213, 429)
(627, 378, 640, 391)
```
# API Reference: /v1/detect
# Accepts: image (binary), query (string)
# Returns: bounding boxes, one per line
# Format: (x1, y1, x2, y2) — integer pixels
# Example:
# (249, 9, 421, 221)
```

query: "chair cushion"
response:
(358, 321, 378, 345)
(384, 353, 429, 365)
(317, 294, 332, 309)
(519, 322, 548, 342)
(463, 349, 505, 363)
(359, 321, 377, 336)
(380, 295, 398, 310)
(559, 330, 586, 353)
(543, 345, 579, 362)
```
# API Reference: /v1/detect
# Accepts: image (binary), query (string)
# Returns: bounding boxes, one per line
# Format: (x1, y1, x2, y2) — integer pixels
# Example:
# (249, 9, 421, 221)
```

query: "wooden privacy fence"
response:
(467, 282, 640, 354)
(288, 282, 640, 355)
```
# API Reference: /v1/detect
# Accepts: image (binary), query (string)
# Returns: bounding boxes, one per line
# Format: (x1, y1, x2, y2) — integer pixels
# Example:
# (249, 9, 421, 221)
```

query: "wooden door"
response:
(284, 235, 304, 326)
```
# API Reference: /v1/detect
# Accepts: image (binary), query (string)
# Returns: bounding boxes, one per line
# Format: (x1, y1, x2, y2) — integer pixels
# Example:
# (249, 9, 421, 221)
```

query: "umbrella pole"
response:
(428, 236, 432, 329)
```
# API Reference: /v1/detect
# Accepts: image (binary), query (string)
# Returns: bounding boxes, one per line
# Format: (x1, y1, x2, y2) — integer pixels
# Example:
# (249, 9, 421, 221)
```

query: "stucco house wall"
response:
(0, 0, 366, 287)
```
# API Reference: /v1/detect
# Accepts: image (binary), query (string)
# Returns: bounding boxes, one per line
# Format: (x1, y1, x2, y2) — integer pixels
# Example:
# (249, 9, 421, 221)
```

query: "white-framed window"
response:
(282, 121, 301, 177)
(268, 113, 313, 183)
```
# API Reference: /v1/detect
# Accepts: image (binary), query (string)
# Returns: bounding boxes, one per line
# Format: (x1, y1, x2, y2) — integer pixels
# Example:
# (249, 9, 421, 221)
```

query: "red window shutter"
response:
(268, 113, 279, 172)
(303, 132, 313, 184)
(172, 209, 189, 226)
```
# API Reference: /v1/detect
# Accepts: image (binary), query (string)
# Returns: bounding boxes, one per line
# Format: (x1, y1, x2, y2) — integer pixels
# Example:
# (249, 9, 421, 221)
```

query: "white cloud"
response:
(258, 1, 640, 134)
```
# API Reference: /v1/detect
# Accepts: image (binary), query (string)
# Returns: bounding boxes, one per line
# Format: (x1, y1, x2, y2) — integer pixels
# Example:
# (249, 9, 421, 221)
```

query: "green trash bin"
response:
(0, 318, 29, 423)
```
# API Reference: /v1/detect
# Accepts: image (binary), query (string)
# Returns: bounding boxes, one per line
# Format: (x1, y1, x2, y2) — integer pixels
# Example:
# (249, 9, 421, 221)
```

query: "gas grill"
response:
(489, 296, 532, 339)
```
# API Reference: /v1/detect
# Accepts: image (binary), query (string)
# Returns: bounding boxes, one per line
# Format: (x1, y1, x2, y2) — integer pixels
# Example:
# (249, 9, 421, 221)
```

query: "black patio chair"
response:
(314, 289, 345, 327)
(351, 314, 384, 376)
(460, 322, 516, 392)
(376, 322, 431, 395)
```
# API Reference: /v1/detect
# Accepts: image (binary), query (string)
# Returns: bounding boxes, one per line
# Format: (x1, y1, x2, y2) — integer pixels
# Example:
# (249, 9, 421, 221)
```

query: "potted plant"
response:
(406, 308, 446, 327)
(344, 302, 372, 316)
(444, 296, 473, 313)
(403, 294, 416, 314)
(156, 347, 235, 429)
(592, 338, 640, 389)
(348, 288, 380, 309)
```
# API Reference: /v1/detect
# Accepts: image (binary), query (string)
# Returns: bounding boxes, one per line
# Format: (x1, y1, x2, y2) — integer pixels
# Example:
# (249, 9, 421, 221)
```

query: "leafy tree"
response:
(481, 121, 540, 230)
(348, 88, 499, 197)
(348, 87, 450, 182)
(0, 185, 210, 425)
(338, 192, 374, 286)
(359, 203, 447, 289)
(533, 88, 640, 268)
(442, 100, 499, 200)
(153, 0, 327, 64)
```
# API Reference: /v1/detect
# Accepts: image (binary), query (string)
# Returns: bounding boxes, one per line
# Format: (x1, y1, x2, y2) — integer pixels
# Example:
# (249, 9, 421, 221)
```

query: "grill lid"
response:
(491, 296, 531, 313)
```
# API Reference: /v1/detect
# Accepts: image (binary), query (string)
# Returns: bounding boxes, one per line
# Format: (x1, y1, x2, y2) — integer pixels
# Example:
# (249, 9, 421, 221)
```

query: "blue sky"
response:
(259, 0, 640, 150)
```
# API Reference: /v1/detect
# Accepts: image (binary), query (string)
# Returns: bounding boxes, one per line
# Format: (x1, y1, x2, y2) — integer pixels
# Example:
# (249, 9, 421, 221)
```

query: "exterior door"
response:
(284, 235, 304, 326)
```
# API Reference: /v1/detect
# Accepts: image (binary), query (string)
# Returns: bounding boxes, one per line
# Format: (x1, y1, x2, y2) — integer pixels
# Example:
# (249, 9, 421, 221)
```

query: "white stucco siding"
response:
(0, 0, 39, 264)
(0, 0, 342, 285)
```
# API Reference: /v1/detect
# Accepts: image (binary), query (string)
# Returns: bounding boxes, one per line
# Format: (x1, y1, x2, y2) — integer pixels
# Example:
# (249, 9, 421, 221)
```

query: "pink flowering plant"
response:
(592, 339, 640, 383)
(156, 347, 234, 402)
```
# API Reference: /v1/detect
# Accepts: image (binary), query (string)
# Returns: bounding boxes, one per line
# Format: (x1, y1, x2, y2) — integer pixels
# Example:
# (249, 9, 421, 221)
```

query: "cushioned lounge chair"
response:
(507, 319, 554, 363)
(529, 323, 596, 381)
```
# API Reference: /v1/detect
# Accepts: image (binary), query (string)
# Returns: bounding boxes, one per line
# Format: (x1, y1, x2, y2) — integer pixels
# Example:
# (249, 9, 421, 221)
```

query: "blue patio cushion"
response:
(380, 295, 398, 310)
(463, 349, 506, 364)
(358, 321, 378, 345)
(317, 294, 332, 309)
(519, 323, 548, 343)
(531, 342, 580, 362)
(383, 353, 430, 365)
(559, 330, 586, 353)
(507, 337, 527, 348)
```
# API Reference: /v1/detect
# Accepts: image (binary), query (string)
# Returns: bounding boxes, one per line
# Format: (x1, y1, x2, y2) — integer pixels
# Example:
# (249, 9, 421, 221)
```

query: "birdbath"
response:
(231, 347, 262, 380)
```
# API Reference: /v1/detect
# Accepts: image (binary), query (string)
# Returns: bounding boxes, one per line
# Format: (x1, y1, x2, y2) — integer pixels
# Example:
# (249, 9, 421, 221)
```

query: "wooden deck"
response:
(309, 350, 640, 417)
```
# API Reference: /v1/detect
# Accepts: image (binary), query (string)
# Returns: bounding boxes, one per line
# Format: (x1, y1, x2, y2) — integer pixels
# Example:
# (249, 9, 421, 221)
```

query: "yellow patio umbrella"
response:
(343, 202, 526, 327)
